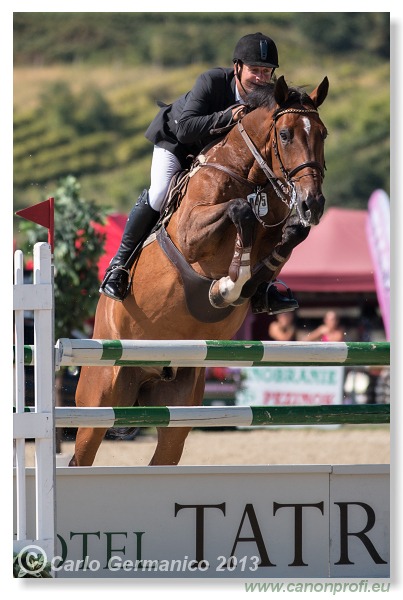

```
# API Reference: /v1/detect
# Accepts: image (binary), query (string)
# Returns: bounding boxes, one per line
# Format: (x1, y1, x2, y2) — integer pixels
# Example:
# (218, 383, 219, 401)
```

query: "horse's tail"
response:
(106, 427, 141, 441)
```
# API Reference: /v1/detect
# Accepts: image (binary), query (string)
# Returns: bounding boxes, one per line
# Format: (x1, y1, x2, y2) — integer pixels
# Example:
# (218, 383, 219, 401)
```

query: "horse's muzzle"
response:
(303, 194, 325, 226)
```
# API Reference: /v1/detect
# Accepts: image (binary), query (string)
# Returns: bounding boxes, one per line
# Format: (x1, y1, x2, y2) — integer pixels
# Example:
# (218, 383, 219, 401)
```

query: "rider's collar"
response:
(235, 85, 245, 105)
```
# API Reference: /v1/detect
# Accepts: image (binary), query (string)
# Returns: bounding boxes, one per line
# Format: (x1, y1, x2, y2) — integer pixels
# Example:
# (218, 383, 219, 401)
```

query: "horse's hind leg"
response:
(149, 427, 193, 466)
(69, 427, 108, 467)
(144, 367, 206, 466)
(68, 365, 113, 466)
(69, 364, 140, 466)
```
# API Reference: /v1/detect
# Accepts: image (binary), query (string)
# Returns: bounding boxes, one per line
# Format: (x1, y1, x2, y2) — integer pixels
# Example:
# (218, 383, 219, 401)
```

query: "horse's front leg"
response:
(209, 199, 256, 308)
(240, 214, 310, 299)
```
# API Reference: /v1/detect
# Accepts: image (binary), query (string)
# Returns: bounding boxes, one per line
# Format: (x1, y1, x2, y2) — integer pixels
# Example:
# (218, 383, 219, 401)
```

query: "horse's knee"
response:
(293, 223, 310, 243)
(282, 222, 311, 247)
(227, 199, 256, 250)
(227, 198, 252, 221)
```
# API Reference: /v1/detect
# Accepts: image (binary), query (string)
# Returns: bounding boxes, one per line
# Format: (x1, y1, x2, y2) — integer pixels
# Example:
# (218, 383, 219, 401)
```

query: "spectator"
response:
(268, 312, 297, 341)
(303, 310, 345, 342)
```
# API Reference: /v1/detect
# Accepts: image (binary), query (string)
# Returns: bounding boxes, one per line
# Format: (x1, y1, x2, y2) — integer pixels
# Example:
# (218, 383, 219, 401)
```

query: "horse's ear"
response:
(310, 76, 329, 108)
(274, 75, 289, 106)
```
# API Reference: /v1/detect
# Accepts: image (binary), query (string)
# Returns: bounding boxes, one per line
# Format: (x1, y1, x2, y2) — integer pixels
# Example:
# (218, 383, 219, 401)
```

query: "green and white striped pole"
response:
(20, 404, 390, 428)
(50, 339, 390, 367)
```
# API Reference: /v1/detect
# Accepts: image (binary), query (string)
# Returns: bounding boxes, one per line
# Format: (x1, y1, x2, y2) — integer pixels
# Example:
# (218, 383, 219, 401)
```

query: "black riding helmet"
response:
(233, 32, 279, 68)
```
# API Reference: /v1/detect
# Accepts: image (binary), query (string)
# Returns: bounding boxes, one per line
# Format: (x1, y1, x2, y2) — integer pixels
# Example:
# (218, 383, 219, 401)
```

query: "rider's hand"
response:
(232, 105, 247, 121)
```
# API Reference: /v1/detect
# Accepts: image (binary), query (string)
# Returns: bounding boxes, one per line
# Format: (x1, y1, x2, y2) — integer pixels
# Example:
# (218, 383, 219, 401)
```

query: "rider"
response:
(99, 32, 298, 315)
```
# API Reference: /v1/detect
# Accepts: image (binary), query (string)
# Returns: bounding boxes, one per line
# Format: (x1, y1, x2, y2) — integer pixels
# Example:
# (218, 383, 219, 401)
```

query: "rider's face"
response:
(236, 63, 273, 97)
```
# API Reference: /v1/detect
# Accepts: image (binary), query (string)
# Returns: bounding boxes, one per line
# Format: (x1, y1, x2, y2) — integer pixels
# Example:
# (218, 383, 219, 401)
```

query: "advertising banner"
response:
(366, 190, 390, 339)
(14, 465, 389, 579)
(236, 366, 344, 412)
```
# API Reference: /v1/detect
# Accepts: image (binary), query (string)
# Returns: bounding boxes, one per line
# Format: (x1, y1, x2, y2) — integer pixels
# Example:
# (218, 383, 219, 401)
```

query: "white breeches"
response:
(148, 145, 182, 212)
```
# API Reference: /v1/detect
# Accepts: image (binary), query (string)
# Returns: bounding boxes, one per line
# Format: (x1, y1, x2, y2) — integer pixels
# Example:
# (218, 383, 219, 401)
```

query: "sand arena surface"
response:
(24, 425, 390, 467)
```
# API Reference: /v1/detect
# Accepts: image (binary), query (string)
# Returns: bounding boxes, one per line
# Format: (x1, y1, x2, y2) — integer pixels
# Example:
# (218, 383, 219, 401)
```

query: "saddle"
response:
(158, 169, 190, 228)
(143, 151, 211, 245)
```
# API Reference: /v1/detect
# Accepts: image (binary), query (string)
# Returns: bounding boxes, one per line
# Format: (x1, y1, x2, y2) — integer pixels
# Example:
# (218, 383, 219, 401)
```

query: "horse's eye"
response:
(322, 129, 328, 140)
(279, 130, 289, 142)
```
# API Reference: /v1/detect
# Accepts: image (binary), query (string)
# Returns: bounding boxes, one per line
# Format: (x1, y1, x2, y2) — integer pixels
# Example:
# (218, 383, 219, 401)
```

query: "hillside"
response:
(13, 13, 390, 217)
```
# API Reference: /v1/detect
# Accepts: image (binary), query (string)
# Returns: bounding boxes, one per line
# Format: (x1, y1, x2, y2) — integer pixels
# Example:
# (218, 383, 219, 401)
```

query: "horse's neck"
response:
(227, 111, 274, 185)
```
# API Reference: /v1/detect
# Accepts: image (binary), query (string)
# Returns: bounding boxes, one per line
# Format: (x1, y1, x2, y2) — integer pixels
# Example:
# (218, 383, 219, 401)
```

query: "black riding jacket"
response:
(145, 67, 238, 165)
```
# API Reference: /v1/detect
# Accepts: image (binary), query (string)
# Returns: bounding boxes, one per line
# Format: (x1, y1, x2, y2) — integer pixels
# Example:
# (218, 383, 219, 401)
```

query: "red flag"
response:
(16, 197, 54, 251)
(16, 197, 53, 228)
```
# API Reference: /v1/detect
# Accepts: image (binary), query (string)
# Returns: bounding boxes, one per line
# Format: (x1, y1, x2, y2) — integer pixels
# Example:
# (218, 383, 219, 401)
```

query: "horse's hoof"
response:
(209, 280, 231, 309)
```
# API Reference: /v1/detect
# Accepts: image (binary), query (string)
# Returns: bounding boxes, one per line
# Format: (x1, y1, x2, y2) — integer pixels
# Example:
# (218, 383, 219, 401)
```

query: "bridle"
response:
(270, 107, 325, 182)
(237, 107, 325, 227)
(200, 105, 325, 228)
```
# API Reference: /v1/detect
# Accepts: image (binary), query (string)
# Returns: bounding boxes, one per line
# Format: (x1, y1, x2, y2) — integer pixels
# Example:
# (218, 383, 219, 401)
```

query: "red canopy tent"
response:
(95, 213, 129, 278)
(280, 207, 376, 292)
(95, 207, 376, 293)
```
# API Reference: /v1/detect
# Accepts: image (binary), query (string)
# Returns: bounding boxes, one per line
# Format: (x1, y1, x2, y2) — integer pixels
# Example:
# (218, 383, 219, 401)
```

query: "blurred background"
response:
(13, 12, 389, 214)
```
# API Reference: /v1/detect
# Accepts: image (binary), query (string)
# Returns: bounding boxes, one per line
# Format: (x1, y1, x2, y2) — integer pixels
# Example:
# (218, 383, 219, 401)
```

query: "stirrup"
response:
(251, 279, 299, 315)
(267, 279, 299, 315)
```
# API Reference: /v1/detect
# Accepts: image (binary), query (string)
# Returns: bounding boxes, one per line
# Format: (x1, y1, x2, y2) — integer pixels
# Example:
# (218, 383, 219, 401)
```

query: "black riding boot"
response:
(251, 280, 299, 315)
(99, 190, 160, 301)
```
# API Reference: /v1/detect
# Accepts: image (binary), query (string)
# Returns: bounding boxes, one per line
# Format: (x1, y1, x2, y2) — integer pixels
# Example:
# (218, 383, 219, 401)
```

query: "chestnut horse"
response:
(70, 75, 329, 466)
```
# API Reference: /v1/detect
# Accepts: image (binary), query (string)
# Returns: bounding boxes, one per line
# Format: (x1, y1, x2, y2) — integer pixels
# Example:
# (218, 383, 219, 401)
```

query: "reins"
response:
(195, 161, 258, 189)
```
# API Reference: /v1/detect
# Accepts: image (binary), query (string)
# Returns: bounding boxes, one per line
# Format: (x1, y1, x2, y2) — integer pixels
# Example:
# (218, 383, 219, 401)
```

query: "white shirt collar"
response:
(235, 83, 245, 104)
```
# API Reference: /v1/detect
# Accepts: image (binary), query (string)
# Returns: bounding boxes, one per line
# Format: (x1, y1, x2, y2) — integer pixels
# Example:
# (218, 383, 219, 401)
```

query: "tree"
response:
(18, 175, 107, 340)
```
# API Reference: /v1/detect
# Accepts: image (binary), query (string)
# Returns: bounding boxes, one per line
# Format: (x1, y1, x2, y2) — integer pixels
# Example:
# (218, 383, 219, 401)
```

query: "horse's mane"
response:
(245, 82, 315, 114)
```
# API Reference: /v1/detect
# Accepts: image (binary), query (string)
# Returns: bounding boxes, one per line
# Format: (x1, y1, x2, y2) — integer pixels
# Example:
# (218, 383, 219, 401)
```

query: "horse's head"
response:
(246, 76, 329, 226)
(272, 76, 329, 225)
